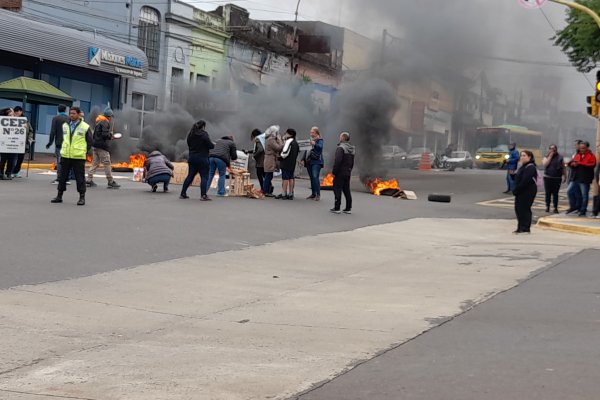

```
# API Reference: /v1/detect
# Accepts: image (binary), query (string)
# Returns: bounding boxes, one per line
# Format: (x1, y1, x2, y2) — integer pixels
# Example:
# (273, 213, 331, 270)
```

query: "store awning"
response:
(0, 77, 73, 106)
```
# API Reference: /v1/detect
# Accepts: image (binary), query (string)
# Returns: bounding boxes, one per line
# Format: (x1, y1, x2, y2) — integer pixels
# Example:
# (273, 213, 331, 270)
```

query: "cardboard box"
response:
(171, 162, 200, 186)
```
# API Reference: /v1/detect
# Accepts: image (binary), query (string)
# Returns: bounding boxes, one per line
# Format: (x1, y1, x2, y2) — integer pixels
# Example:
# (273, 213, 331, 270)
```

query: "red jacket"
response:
(571, 151, 597, 184)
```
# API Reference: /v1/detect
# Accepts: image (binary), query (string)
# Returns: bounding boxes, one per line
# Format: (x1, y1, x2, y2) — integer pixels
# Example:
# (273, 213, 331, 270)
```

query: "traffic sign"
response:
(519, 0, 548, 9)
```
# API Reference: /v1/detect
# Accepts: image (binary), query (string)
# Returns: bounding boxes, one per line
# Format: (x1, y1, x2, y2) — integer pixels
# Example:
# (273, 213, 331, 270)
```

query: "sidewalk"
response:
(538, 212, 600, 236)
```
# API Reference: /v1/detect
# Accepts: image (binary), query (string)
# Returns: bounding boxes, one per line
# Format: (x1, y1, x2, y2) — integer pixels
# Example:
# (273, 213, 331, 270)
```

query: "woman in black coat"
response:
(513, 150, 538, 234)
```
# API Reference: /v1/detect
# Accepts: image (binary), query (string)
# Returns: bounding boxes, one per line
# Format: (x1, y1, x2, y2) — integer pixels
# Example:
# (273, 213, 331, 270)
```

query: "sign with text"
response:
(0, 117, 27, 153)
(231, 151, 249, 171)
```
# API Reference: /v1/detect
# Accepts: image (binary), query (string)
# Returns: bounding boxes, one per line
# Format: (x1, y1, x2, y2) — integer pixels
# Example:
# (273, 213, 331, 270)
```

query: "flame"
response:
(366, 178, 400, 196)
(321, 173, 334, 187)
(111, 153, 147, 170)
(86, 154, 93, 163)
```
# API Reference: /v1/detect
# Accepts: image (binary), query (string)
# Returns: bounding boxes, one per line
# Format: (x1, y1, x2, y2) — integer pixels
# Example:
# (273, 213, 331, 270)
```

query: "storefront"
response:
(0, 10, 148, 152)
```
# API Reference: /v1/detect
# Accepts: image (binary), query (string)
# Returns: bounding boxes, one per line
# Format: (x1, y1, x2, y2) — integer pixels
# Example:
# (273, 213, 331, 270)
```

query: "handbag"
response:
(309, 149, 320, 160)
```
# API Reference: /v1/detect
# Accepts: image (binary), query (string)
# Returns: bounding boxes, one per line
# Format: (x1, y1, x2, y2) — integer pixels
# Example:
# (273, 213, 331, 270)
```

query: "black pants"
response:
(515, 191, 536, 232)
(58, 158, 86, 194)
(256, 166, 265, 191)
(0, 153, 16, 176)
(13, 152, 26, 175)
(181, 154, 210, 197)
(593, 195, 600, 216)
(333, 175, 352, 211)
(543, 177, 561, 209)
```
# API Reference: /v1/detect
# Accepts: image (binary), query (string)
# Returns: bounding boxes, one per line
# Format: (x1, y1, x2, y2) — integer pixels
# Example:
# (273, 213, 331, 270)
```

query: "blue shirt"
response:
(507, 148, 519, 170)
(69, 120, 78, 133)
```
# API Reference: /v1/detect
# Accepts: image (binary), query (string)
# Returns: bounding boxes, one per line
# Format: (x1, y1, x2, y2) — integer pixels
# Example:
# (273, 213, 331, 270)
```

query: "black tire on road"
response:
(428, 194, 452, 203)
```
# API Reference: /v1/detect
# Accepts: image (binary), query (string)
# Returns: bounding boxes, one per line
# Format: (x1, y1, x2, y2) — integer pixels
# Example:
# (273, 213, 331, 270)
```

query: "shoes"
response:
(51, 179, 59, 185)
(86, 180, 96, 187)
(51, 192, 63, 203)
(216, 193, 228, 197)
(284, 194, 294, 200)
(314, 195, 320, 202)
(152, 184, 158, 193)
(565, 209, 577, 215)
(553, 208, 559, 214)
(330, 208, 341, 214)
(503, 190, 511, 194)
(164, 188, 169, 193)
(343, 209, 352, 214)
(545, 207, 550, 213)
(264, 193, 275, 198)
(275, 194, 286, 199)
(77, 195, 85, 206)
(513, 230, 531, 235)
(201, 195, 212, 201)
(3, 174, 12, 180)
(578, 212, 587, 217)
(306, 195, 316, 200)
(12, 173, 21, 178)
(66, 181, 71, 185)
(107, 181, 121, 189)
(179, 194, 189, 199)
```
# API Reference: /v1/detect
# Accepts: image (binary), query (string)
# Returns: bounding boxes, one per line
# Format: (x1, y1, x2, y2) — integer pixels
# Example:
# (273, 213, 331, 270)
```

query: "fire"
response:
(366, 178, 400, 196)
(86, 154, 93, 163)
(321, 173, 334, 187)
(111, 153, 147, 170)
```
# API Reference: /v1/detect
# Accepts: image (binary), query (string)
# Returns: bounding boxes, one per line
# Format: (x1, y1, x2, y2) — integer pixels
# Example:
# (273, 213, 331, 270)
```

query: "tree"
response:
(554, 0, 600, 73)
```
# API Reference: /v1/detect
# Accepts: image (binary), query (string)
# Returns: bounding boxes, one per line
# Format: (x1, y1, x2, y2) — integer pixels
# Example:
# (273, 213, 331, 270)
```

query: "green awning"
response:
(0, 77, 73, 106)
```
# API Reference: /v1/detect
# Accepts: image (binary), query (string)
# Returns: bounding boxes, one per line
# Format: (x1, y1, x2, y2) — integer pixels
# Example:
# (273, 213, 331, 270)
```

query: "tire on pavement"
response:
(428, 194, 452, 203)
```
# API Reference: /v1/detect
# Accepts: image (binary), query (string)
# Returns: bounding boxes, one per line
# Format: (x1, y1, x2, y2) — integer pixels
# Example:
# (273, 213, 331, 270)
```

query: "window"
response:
(196, 74, 209, 84)
(131, 92, 157, 138)
(171, 67, 184, 103)
(138, 7, 160, 70)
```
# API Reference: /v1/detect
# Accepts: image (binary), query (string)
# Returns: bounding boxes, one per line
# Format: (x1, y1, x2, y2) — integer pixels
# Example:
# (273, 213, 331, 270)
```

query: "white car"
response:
(382, 145, 407, 167)
(445, 151, 474, 169)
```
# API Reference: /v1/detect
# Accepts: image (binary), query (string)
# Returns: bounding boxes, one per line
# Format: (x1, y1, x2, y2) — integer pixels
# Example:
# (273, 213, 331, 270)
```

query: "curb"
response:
(537, 217, 600, 236)
(27, 164, 55, 169)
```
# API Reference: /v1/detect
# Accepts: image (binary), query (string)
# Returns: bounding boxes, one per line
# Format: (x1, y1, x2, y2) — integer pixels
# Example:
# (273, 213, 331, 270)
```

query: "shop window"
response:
(131, 92, 157, 139)
(138, 6, 160, 70)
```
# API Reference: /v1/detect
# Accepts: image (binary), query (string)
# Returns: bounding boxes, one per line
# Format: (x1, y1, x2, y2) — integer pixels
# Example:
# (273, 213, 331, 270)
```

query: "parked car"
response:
(405, 147, 434, 168)
(445, 151, 474, 170)
(382, 145, 407, 167)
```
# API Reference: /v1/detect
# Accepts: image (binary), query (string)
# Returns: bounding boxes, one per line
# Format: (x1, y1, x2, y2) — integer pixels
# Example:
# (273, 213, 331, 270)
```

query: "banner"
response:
(231, 150, 249, 171)
(0, 117, 28, 153)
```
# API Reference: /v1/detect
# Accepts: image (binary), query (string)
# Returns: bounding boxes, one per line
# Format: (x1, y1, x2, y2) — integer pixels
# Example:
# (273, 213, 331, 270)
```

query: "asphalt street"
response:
(296, 250, 600, 400)
(0, 168, 515, 289)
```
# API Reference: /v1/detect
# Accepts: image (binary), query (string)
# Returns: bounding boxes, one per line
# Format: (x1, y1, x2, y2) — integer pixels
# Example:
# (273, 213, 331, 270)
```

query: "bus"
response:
(474, 125, 543, 168)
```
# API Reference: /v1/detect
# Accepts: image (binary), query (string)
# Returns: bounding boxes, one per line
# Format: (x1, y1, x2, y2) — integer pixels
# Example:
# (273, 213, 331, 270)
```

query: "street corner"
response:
(537, 213, 600, 236)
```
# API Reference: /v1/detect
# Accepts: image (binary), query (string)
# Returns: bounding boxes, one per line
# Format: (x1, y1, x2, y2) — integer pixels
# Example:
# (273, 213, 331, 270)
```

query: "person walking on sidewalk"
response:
(512, 150, 538, 234)
(144, 150, 174, 193)
(568, 141, 597, 217)
(51, 106, 92, 206)
(330, 132, 355, 214)
(542, 144, 565, 214)
(11, 106, 34, 178)
(46, 104, 70, 185)
(502, 142, 519, 194)
(208, 135, 238, 197)
(180, 120, 214, 201)
(305, 127, 324, 201)
(0, 107, 16, 180)
(87, 108, 120, 189)
(263, 125, 283, 198)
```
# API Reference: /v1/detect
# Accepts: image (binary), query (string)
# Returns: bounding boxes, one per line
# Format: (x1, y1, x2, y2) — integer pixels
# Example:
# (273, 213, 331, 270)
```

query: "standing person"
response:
(566, 140, 583, 214)
(512, 150, 538, 234)
(86, 108, 120, 189)
(144, 150, 174, 193)
(51, 106, 92, 206)
(276, 128, 300, 200)
(262, 125, 283, 198)
(46, 104, 70, 184)
(0, 107, 16, 180)
(251, 129, 266, 192)
(330, 132, 355, 214)
(208, 135, 238, 197)
(502, 142, 519, 194)
(305, 127, 324, 201)
(180, 120, 214, 201)
(593, 145, 600, 218)
(542, 144, 565, 214)
(11, 106, 34, 178)
(568, 141, 597, 217)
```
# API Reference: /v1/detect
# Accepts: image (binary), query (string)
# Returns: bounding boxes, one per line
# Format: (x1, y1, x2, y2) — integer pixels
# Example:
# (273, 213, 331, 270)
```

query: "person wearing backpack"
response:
(513, 150, 538, 234)
(86, 108, 120, 189)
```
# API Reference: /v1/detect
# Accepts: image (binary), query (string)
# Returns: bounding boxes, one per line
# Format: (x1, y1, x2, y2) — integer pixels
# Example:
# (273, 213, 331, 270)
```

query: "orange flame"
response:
(366, 178, 400, 196)
(111, 153, 147, 170)
(86, 154, 93, 163)
(321, 173, 334, 187)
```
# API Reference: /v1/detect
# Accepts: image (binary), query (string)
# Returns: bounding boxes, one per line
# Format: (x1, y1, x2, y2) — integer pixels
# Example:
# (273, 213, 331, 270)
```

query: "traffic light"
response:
(587, 95, 598, 117)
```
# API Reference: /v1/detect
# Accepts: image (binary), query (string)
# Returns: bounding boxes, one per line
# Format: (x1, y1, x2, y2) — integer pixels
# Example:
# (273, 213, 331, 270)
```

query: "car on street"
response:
(382, 145, 407, 167)
(446, 151, 474, 170)
(405, 147, 434, 168)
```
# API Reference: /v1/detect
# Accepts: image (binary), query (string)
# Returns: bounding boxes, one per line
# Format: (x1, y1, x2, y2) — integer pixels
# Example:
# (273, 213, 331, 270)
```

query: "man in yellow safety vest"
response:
(51, 106, 92, 206)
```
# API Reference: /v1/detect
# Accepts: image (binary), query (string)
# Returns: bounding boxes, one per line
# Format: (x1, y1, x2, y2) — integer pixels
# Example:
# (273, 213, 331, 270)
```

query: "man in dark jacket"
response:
(46, 104, 70, 184)
(569, 141, 598, 216)
(11, 106, 34, 178)
(277, 128, 300, 200)
(208, 135, 238, 197)
(180, 120, 215, 201)
(331, 132, 355, 214)
(250, 129, 266, 191)
(87, 108, 120, 188)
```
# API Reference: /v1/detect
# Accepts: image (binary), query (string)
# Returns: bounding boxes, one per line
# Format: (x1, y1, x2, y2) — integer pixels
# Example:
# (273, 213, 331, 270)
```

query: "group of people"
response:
(509, 140, 599, 235)
(0, 106, 34, 180)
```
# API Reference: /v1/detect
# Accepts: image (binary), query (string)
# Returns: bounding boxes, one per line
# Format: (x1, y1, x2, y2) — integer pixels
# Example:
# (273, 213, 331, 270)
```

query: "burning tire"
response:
(428, 194, 451, 203)
(112, 167, 133, 173)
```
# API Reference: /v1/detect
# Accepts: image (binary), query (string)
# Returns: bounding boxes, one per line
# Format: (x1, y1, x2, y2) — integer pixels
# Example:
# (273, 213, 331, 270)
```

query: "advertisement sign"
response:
(0, 117, 27, 153)
(89, 47, 144, 78)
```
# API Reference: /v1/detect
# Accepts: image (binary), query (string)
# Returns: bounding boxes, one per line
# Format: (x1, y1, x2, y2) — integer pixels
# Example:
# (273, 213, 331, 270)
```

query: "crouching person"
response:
(144, 150, 174, 193)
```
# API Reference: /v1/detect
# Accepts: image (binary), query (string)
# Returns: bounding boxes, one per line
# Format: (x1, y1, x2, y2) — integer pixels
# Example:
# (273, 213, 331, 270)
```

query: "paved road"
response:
(296, 249, 600, 400)
(0, 168, 515, 289)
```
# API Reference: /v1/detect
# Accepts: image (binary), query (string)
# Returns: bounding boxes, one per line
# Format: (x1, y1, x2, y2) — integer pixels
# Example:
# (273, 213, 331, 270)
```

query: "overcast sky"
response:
(186, 0, 594, 112)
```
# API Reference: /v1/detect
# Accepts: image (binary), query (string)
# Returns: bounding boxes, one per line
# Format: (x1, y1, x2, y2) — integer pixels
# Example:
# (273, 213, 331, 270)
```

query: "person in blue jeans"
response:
(305, 126, 324, 201)
(180, 120, 214, 201)
(208, 135, 238, 197)
(144, 150, 174, 192)
(568, 141, 598, 216)
(502, 142, 519, 194)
